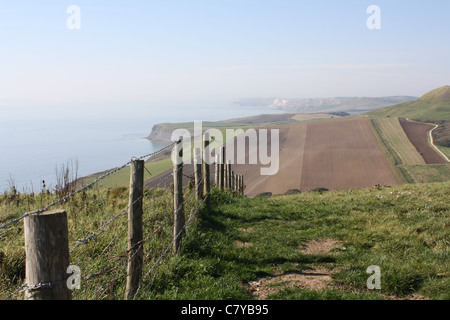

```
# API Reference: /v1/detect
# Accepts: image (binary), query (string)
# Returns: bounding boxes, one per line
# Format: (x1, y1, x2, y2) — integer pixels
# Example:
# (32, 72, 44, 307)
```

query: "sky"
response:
(0, 0, 449, 114)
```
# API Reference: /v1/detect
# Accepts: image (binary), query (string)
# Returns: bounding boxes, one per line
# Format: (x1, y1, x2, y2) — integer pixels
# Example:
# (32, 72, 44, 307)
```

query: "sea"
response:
(0, 101, 283, 193)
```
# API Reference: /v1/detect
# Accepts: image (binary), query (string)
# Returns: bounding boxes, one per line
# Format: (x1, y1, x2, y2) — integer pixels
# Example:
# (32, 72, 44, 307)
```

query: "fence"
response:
(0, 136, 245, 300)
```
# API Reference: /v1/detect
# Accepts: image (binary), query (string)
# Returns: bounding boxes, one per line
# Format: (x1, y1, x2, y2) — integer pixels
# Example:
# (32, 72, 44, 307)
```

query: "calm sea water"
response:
(0, 102, 282, 193)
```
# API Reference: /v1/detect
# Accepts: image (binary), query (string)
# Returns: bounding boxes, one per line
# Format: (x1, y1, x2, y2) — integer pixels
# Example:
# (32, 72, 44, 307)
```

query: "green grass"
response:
(369, 118, 413, 183)
(370, 118, 450, 184)
(1, 176, 449, 300)
(0, 185, 193, 300)
(153, 182, 450, 300)
(79, 157, 173, 189)
(374, 118, 425, 165)
(404, 165, 450, 183)
(368, 86, 450, 121)
(437, 146, 450, 159)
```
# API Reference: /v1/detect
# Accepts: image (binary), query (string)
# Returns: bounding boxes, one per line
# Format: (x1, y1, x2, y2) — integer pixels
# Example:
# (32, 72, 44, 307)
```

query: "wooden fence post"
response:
(227, 160, 232, 191)
(126, 160, 144, 300)
(203, 133, 211, 206)
(219, 147, 225, 190)
(24, 209, 71, 300)
(237, 175, 241, 194)
(239, 175, 242, 193)
(224, 159, 228, 190)
(231, 172, 235, 192)
(173, 140, 185, 254)
(194, 148, 203, 200)
(215, 154, 220, 187)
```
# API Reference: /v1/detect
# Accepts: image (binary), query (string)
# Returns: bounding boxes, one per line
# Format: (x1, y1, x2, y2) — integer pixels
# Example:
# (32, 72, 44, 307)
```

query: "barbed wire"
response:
(61, 164, 187, 299)
(133, 192, 208, 299)
(1, 138, 223, 301)
(79, 186, 200, 300)
(83, 187, 198, 300)
(3, 187, 208, 301)
(68, 164, 183, 253)
(0, 141, 177, 230)
(3, 275, 71, 300)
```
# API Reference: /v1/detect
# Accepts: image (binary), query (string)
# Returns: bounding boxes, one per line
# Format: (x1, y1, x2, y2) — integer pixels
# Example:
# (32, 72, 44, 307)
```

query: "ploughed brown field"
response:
(398, 118, 448, 164)
(238, 118, 399, 197)
(299, 118, 399, 193)
(145, 118, 400, 197)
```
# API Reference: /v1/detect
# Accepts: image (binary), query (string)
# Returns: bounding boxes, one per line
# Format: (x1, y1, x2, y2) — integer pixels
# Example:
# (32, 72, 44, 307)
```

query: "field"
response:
(147, 118, 399, 197)
(86, 113, 449, 197)
(399, 118, 448, 164)
(438, 146, 450, 159)
(299, 118, 398, 192)
(405, 165, 450, 183)
(372, 118, 425, 166)
(80, 157, 174, 189)
(370, 117, 450, 184)
(206, 118, 399, 197)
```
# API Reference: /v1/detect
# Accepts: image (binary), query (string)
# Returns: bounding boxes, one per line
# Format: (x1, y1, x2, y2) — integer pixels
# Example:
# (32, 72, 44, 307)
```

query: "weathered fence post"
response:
(231, 172, 235, 192)
(215, 154, 220, 186)
(224, 159, 228, 190)
(24, 209, 72, 300)
(227, 160, 232, 191)
(126, 160, 144, 300)
(203, 133, 211, 206)
(219, 147, 225, 190)
(239, 175, 243, 195)
(173, 140, 185, 254)
(194, 148, 203, 200)
(237, 175, 241, 194)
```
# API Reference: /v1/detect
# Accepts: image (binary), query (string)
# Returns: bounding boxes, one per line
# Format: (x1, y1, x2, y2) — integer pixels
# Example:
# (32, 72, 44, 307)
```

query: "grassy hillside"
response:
(1, 182, 449, 300)
(369, 86, 450, 121)
(367, 86, 450, 183)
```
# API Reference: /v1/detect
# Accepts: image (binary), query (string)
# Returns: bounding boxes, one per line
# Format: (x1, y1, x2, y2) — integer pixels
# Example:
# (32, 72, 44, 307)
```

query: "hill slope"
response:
(368, 86, 450, 120)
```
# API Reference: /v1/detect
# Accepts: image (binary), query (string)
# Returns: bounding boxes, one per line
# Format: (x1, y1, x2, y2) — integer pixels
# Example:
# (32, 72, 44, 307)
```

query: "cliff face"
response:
(147, 124, 175, 143)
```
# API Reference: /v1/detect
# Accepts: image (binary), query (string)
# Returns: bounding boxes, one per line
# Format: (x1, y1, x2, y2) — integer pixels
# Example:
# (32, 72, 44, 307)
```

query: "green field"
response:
(80, 157, 174, 189)
(437, 146, 450, 159)
(403, 165, 450, 184)
(373, 117, 425, 165)
(370, 118, 450, 184)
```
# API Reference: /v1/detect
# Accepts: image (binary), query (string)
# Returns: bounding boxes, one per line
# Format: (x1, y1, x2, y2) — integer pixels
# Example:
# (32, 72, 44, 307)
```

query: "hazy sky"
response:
(1, 0, 449, 108)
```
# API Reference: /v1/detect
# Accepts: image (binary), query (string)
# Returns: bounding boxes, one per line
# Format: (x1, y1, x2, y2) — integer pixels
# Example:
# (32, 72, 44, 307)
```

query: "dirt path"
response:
(399, 118, 448, 164)
(428, 124, 450, 162)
